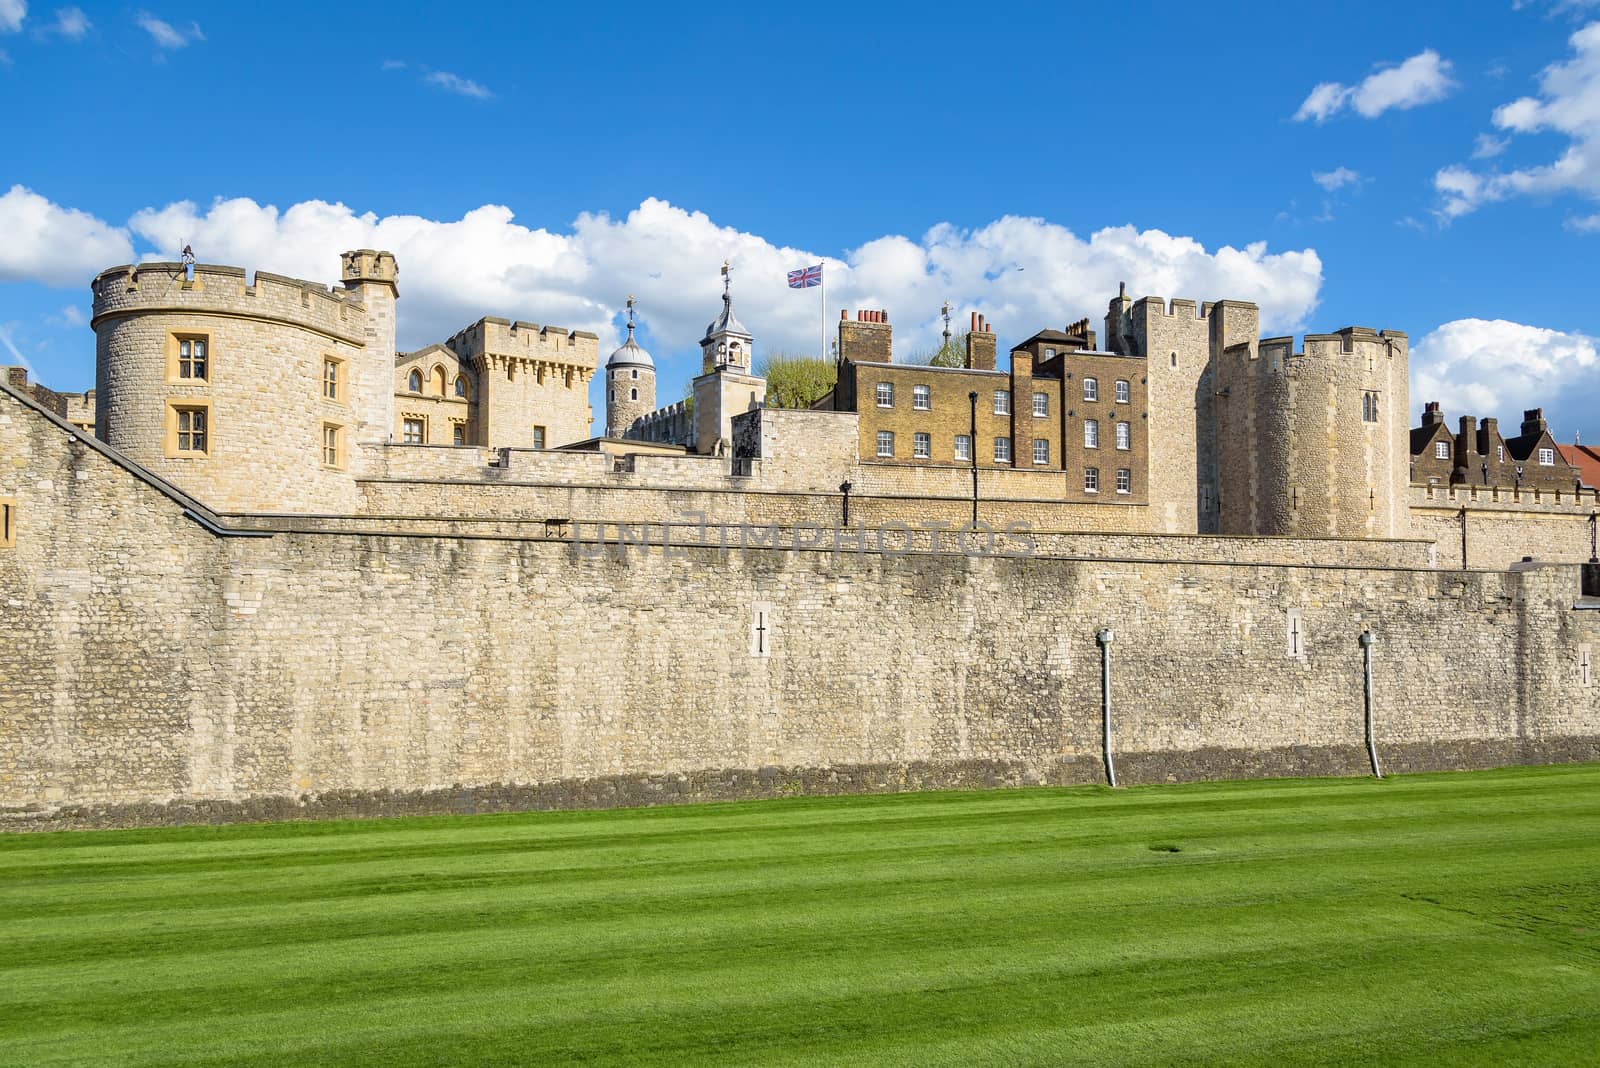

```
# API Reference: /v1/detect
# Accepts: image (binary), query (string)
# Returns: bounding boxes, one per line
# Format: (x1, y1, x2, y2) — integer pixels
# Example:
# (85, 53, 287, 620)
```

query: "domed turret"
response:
(605, 295, 656, 438)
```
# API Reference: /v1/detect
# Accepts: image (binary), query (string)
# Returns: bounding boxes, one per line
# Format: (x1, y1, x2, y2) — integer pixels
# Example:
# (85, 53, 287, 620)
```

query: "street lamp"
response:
(968, 390, 979, 525)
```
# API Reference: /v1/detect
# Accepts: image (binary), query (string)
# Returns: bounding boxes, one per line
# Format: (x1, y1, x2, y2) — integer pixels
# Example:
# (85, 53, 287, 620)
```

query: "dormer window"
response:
(1436, 441, 1449, 459)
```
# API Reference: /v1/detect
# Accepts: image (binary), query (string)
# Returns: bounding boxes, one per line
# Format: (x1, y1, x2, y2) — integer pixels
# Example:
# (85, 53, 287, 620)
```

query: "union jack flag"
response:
(787, 264, 823, 289)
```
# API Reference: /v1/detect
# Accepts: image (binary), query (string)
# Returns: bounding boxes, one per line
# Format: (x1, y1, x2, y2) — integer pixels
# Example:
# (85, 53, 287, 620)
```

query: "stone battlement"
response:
(447, 316, 599, 369)
(91, 262, 369, 345)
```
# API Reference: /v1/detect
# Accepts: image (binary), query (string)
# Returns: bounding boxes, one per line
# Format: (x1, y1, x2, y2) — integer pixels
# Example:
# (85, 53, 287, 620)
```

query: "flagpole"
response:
(820, 265, 827, 363)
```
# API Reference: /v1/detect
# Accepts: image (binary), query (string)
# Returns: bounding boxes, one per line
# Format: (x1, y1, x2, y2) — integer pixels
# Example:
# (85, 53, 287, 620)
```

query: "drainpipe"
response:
(1096, 628, 1117, 787)
(839, 479, 852, 527)
(1359, 630, 1382, 779)
(1458, 506, 1468, 571)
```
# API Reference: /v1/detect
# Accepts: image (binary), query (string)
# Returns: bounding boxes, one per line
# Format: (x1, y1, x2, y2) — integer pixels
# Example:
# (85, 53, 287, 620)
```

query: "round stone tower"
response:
(90, 251, 396, 513)
(605, 295, 655, 439)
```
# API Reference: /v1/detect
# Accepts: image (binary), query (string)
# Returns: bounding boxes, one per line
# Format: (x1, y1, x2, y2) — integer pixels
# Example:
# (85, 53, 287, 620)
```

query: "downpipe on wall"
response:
(1359, 629, 1383, 779)
(1096, 628, 1117, 787)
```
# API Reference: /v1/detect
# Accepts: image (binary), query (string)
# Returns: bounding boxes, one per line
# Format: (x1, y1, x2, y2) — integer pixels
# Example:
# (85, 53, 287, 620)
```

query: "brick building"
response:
(1410, 403, 1580, 492)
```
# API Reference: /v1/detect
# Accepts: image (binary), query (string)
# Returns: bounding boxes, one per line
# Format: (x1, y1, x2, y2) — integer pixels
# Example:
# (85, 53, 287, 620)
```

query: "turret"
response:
(340, 250, 399, 451)
(606, 296, 656, 439)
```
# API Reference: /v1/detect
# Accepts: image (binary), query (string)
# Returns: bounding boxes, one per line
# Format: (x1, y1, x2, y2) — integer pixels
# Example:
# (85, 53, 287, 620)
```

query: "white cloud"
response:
(1412, 318, 1600, 427)
(0, 186, 134, 286)
(117, 195, 1323, 361)
(136, 12, 201, 50)
(1568, 211, 1600, 230)
(1293, 49, 1458, 122)
(1312, 167, 1363, 191)
(0, 0, 23, 33)
(46, 6, 87, 39)
(1472, 133, 1509, 158)
(1436, 22, 1600, 218)
(424, 70, 492, 100)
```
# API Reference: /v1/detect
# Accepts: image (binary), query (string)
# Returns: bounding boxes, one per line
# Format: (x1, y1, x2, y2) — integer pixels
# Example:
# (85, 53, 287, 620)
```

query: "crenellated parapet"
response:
(92, 263, 370, 345)
(447, 316, 599, 381)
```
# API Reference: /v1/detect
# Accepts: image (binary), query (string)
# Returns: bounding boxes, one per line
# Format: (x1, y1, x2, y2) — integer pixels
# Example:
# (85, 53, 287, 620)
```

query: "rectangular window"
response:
(1498, 445, 1505, 462)
(1084, 467, 1099, 493)
(1032, 438, 1049, 465)
(321, 424, 342, 468)
(954, 434, 971, 462)
(323, 358, 341, 402)
(1362, 391, 1378, 423)
(1084, 419, 1099, 449)
(0, 497, 14, 548)
(913, 432, 930, 459)
(403, 417, 425, 444)
(532, 425, 546, 450)
(876, 382, 894, 408)
(1116, 467, 1131, 494)
(1435, 441, 1449, 459)
(877, 430, 895, 457)
(1540, 447, 1555, 466)
(913, 384, 931, 410)
(1083, 377, 1098, 401)
(994, 436, 1012, 463)
(175, 406, 208, 454)
(1032, 392, 1048, 417)
(176, 336, 208, 381)
(453, 424, 466, 446)
(993, 390, 1010, 415)
(1115, 379, 1130, 404)
(1116, 421, 1130, 450)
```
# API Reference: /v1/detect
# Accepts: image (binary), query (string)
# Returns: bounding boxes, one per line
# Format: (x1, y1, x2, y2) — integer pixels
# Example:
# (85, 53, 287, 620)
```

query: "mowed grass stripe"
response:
(1, 764, 1598, 1065)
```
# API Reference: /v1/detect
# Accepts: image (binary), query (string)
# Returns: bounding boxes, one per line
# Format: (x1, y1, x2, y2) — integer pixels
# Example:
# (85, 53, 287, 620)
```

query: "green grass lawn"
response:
(3, 766, 1600, 1066)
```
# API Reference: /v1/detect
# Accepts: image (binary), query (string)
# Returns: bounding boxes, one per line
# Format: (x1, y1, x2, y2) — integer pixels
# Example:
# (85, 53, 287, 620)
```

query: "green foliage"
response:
(754, 352, 837, 409)
(904, 331, 969, 368)
(4, 765, 1600, 1064)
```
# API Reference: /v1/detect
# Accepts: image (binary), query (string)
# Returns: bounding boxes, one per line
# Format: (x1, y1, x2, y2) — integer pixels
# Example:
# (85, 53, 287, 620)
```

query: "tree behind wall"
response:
(755, 353, 838, 409)
(903, 333, 970, 368)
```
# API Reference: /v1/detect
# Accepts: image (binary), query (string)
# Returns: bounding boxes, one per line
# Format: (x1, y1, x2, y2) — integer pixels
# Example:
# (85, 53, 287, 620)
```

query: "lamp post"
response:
(839, 480, 852, 527)
(968, 390, 979, 525)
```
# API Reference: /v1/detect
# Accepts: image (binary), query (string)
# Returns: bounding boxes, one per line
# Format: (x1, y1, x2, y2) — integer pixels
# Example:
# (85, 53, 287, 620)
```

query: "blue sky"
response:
(3, 1, 1600, 438)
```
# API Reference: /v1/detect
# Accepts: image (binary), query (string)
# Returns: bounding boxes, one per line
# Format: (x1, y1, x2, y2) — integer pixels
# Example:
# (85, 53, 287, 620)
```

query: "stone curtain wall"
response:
(3, 386, 1599, 828)
(1410, 485, 1600, 569)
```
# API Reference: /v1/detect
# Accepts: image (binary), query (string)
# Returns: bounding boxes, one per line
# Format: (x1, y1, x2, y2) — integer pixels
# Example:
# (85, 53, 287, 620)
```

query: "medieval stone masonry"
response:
(2, 248, 1599, 829)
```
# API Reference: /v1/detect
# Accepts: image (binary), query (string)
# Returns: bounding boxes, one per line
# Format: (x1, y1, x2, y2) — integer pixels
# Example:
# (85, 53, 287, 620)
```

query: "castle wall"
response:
(1410, 484, 1600, 569)
(449, 318, 597, 449)
(91, 264, 365, 513)
(3, 386, 1592, 828)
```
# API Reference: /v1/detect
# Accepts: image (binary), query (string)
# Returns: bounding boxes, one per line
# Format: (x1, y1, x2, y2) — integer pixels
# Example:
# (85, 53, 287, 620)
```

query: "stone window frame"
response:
(630, 387, 638, 402)
(454, 374, 471, 399)
(1362, 391, 1378, 423)
(1032, 438, 1049, 465)
(912, 384, 931, 411)
(402, 415, 427, 444)
(1116, 467, 1131, 494)
(532, 425, 547, 450)
(1082, 377, 1098, 402)
(320, 422, 347, 470)
(954, 434, 971, 462)
(876, 430, 895, 458)
(322, 355, 346, 405)
(912, 432, 931, 459)
(1115, 421, 1131, 450)
(1540, 447, 1555, 466)
(0, 496, 14, 549)
(431, 364, 449, 396)
(993, 390, 1010, 416)
(164, 399, 212, 458)
(993, 436, 1012, 463)
(876, 382, 895, 408)
(1115, 379, 1130, 404)
(166, 331, 211, 384)
(452, 422, 467, 447)
(630, 368, 639, 381)
(407, 368, 424, 393)
(1084, 419, 1100, 449)
(1084, 466, 1099, 494)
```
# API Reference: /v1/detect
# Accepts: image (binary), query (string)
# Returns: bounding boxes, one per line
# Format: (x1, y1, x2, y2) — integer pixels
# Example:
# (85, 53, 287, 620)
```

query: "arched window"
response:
(432, 366, 447, 395)
(454, 375, 468, 399)
(630, 387, 638, 401)
(408, 369, 422, 392)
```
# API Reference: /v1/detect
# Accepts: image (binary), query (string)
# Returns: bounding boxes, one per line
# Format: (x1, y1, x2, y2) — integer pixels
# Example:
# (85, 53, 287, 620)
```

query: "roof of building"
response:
(607, 321, 654, 369)
(1559, 444, 1600, 488)
(703, 290, 751, 342)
